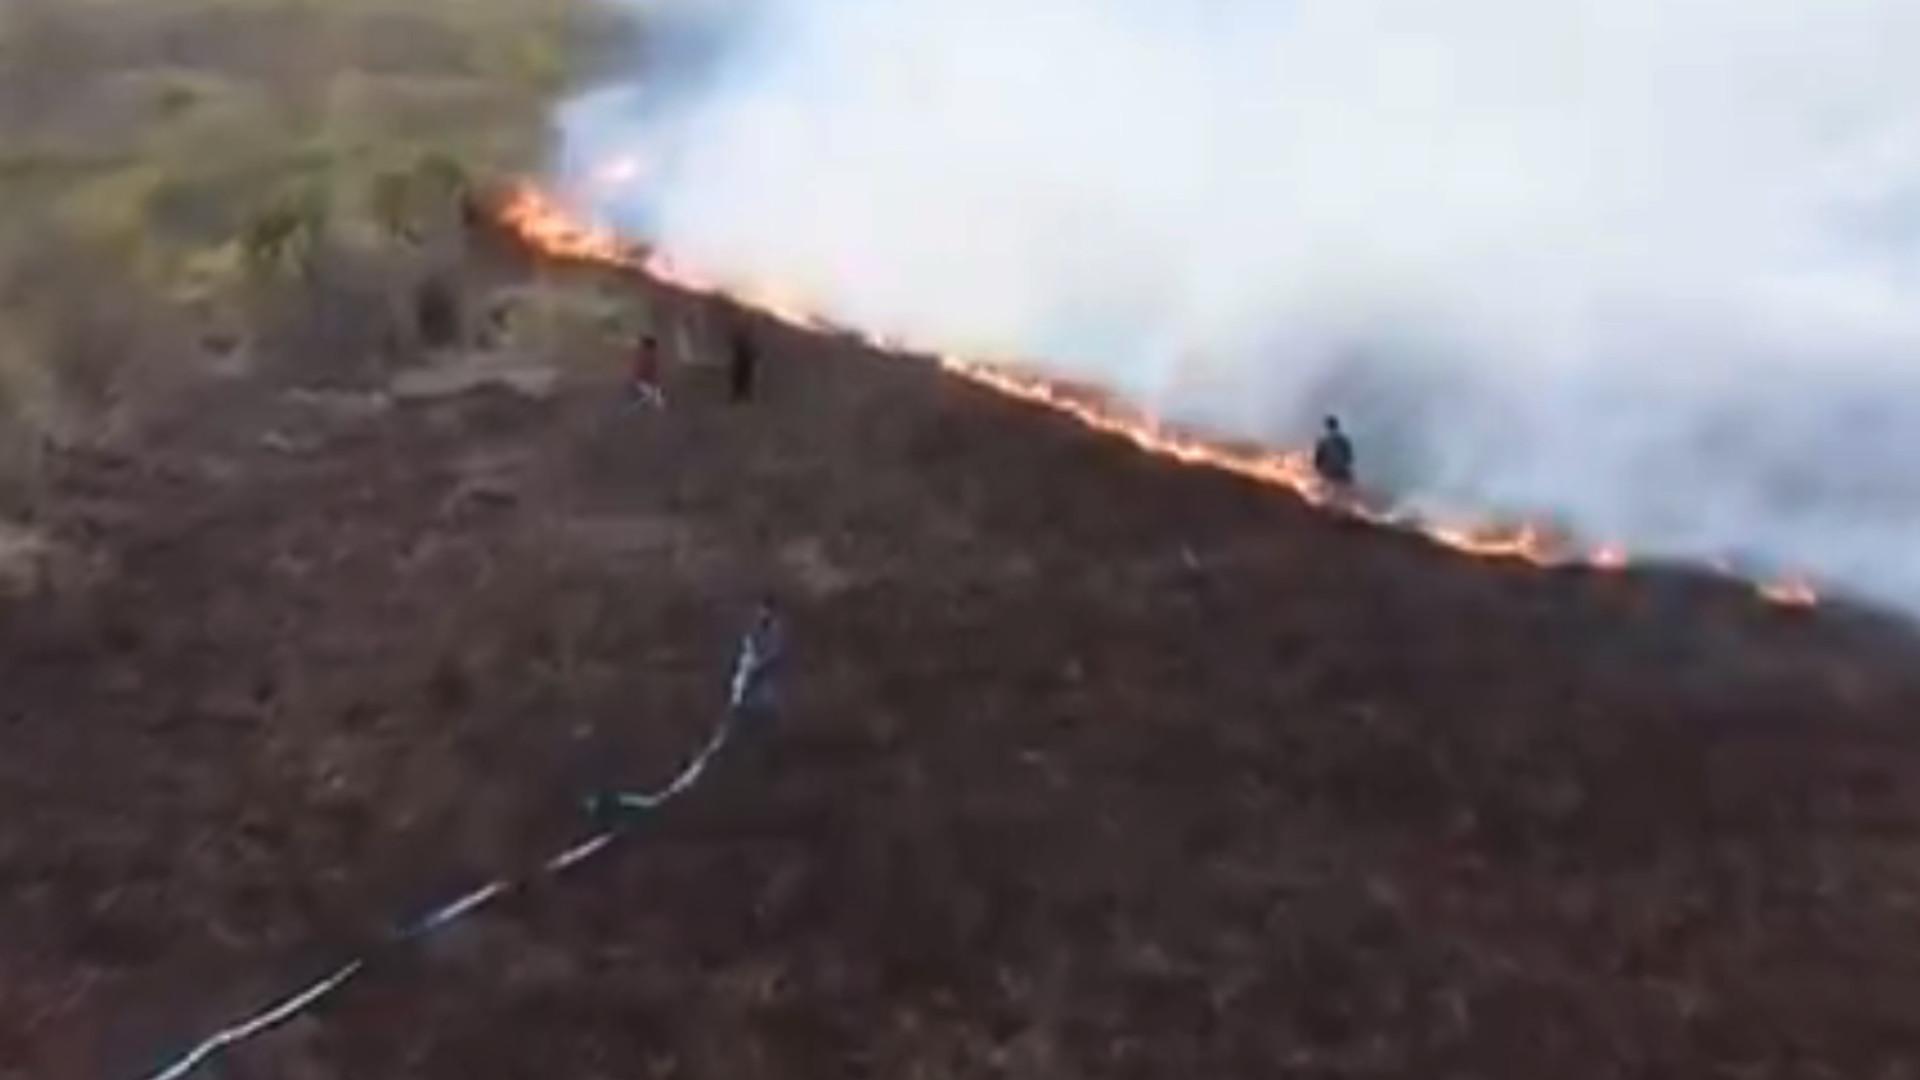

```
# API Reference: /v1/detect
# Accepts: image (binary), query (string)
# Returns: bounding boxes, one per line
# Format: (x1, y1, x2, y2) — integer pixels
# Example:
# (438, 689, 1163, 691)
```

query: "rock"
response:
(0, 520, 50, 596)
(390, 356, 557, 402)
(439, 478, 519, 518)
(259, 430, 304, 454)
(285, 387, 393, 421)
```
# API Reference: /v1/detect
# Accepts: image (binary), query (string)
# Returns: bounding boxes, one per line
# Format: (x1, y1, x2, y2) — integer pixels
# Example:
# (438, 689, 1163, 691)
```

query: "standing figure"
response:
(1313, 414, 1355, 489)
(629, 332, 666, 410)
(729, 327, 759, 403)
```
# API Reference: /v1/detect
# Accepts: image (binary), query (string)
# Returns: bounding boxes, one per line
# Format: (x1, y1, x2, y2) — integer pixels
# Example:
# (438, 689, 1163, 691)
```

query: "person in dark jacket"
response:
(728, 327, 759, 402)
(1313, 414, 1355, 488)
(629, 332, 665, 409)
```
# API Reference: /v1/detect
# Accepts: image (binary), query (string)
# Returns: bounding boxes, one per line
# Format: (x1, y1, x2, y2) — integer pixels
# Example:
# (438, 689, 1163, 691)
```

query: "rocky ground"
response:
(4, 268, 1920, 1078)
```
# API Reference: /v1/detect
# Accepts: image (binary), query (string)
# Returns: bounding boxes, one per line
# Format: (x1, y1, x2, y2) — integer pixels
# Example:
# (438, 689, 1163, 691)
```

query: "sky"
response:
(558, 0, 1920, 614)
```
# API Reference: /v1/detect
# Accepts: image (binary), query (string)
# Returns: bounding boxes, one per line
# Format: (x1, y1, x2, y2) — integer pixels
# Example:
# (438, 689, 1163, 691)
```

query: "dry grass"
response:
(0, 0, 611, 502)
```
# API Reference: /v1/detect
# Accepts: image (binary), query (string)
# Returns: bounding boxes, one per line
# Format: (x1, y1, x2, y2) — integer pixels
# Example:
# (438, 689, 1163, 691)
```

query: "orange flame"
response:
(495, 185, 635, 266)
(493, 181, 1815, 610)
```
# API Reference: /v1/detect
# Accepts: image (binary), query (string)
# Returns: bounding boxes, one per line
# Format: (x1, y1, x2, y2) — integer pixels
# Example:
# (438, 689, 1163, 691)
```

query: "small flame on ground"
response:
(1590, 544, 1630, 572)
(493, 180, 1818, 612)
(1759, 577, 1820, 609)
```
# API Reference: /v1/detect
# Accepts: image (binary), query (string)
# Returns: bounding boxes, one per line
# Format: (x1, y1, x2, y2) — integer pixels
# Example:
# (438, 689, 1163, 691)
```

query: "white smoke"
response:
(559, 0, 1920, 614)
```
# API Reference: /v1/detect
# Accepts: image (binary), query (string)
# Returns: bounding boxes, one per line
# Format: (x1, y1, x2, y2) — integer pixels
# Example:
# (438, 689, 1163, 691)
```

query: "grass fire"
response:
(496, 182, 1824, 612)
(6, 3, 1918, 1079)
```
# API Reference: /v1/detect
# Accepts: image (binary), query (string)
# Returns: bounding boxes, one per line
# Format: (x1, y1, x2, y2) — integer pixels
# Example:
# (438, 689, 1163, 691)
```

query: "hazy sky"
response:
(561, 0, 1920, 614)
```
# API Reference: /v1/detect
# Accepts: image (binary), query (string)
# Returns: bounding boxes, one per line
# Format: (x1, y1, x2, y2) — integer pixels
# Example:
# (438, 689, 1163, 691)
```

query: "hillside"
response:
(3, 254, 1920, 1076)
(0, 0, 609, 510)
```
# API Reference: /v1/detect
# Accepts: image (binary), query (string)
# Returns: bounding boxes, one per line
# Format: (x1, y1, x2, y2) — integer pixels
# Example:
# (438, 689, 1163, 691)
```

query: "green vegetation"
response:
(0, 0, 611, 504)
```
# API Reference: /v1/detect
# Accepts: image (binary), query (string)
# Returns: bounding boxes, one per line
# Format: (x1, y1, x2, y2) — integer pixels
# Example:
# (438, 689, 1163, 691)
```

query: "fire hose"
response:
(140, 711, 740, 1080)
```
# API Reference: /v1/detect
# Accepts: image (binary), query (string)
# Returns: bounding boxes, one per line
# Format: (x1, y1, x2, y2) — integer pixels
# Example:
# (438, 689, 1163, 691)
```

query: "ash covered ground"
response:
(5, 262, 1920, 1078)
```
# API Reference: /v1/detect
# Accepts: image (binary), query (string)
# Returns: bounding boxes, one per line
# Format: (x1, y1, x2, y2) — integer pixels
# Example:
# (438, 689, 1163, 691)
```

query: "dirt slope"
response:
(4, 276, 1920, 1078)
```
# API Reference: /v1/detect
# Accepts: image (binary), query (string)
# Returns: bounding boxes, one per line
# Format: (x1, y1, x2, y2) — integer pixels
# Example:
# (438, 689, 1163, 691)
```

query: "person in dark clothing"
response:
(416, 279, 460, 349)
(728, 328, 759, 402)
(629, 332, 665, 409)
(1313, 414, 1355, 488)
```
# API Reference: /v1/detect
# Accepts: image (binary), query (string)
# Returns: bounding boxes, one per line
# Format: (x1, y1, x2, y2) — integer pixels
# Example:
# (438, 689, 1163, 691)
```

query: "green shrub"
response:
(241, 179, 331, 277)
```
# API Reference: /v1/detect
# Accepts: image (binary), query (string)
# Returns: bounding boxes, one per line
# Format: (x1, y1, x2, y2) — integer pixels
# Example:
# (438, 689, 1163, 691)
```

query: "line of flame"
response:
(493, 183, 1819, 612)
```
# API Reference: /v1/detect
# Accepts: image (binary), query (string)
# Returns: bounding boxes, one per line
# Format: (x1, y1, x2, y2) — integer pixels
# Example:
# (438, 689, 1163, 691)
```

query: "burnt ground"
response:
(5, 278, 1920, 1079)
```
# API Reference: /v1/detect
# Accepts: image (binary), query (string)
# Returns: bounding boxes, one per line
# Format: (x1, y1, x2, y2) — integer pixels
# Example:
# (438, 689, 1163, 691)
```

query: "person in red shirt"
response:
(629, 332, 665, 410)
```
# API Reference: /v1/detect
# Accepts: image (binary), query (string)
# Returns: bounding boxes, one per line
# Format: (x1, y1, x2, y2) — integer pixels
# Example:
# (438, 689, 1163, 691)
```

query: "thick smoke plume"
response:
(559, 0, 1920, 614)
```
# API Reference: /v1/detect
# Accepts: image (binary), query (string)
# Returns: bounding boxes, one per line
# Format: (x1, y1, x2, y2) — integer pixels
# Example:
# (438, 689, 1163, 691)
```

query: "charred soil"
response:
(5, 275, 1920, 1078)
